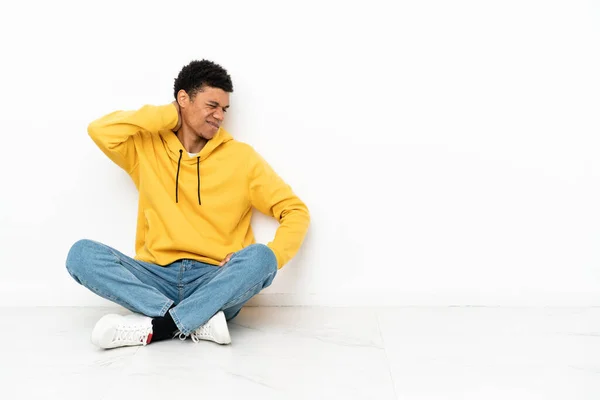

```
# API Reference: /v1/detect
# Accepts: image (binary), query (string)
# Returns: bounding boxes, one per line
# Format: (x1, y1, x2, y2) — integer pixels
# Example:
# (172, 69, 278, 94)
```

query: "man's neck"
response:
(175, 126, 207, 154)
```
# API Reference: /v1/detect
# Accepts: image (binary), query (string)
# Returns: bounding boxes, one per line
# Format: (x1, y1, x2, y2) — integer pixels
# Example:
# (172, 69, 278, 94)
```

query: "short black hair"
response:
(173, 59, 233, 99)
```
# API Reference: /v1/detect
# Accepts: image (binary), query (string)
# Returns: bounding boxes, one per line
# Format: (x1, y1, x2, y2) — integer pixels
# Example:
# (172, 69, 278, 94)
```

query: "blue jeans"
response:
(65, 239, 277, 335)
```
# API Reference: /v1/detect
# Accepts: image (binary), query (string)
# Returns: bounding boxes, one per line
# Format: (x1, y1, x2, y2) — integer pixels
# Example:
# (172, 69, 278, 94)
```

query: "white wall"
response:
(1, 0, 599, 307)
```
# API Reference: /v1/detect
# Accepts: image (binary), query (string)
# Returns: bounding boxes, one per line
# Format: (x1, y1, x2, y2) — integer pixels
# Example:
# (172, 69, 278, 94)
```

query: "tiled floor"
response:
(1, 306, 599, 399)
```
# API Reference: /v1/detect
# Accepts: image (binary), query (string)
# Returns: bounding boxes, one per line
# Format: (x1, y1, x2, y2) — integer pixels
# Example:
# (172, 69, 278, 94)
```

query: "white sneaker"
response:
(187, 311, 231, 344)
(91, 313, 153, 349)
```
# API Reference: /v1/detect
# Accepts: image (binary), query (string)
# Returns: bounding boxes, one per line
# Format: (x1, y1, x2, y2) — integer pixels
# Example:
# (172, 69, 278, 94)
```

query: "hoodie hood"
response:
(160, 127, 234, 205)
(161, 127, 234, 164)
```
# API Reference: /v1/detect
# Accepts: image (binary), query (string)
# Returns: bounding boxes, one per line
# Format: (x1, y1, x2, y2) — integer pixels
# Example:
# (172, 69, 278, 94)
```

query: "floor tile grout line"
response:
(375, 309, 400, 400)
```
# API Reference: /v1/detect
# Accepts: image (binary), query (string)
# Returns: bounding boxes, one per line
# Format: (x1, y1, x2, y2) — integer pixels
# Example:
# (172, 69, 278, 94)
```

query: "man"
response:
(66, 60, 310, 349)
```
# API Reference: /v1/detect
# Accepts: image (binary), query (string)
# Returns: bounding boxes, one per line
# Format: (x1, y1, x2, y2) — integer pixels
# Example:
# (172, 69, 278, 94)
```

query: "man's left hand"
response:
(219, 253, 235, 266)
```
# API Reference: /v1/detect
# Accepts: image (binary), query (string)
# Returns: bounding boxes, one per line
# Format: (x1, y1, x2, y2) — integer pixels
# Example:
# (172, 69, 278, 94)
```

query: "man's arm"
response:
(88, 102, 180, 173)
(249, 152, 310, 269)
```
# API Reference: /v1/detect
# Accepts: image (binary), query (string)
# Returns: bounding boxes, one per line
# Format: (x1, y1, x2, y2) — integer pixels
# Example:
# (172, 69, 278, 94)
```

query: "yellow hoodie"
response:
(88, 103, 309, 269)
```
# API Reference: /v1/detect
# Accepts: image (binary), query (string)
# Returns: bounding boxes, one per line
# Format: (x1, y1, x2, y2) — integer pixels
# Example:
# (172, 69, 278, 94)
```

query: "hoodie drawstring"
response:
(197, 157, 202, 205)
(175, 150, 183, 203)
(175, 149, 202, 205)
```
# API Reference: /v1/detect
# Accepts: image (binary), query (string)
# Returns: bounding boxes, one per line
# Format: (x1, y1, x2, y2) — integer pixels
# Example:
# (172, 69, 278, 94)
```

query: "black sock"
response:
(151, 306, 178, 343)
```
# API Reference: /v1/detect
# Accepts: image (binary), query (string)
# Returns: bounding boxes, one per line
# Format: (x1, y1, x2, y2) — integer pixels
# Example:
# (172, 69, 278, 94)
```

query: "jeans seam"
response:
(160, 299, 175, 316)
(80, 241, 173, 317)
(105, 246, 159, 283)
(91, 240, 126, 265)
(178, 263, 185, 303)
(79, 278, 138, 313)
(221, 271, 276, 310)
(169, 308, 188, 335)
(91, 240, 162, 283)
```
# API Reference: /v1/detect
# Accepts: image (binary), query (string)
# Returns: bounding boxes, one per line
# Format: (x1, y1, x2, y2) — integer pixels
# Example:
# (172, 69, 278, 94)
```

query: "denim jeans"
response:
(65, 239, 277, 335)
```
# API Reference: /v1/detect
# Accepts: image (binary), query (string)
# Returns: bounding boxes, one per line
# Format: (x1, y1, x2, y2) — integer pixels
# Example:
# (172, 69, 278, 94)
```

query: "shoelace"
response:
(173, 322, 214, 343)
(113, 324, 152, 345)
(190, 323, 214, 343)
(174, 322, 213, 343)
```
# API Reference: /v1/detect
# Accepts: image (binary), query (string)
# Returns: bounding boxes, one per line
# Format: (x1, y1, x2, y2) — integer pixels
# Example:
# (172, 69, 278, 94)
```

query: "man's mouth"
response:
(207, 122, 220, 129)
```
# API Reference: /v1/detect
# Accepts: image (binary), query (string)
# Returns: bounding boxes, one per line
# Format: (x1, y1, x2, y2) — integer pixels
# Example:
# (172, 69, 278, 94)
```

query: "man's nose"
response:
(214, 109, 224, 121)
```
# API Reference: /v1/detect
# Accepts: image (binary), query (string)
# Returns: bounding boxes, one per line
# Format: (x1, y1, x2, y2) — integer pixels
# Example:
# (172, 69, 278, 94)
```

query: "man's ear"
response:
(177, 90, 190, 108)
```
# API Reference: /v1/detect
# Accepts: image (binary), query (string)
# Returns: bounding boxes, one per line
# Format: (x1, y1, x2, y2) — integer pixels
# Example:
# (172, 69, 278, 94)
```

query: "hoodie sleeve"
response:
(88, 104, 179, 173)
(249, 151, 310, 269)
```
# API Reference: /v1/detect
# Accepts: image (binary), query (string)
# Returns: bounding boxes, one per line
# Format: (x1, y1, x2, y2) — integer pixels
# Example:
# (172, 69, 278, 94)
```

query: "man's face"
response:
(179, 86, 230, 140)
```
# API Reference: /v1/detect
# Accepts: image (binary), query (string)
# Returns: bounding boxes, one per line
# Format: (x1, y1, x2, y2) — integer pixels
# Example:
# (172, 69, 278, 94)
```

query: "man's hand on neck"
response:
(172, 101, 208, 154)
(172, 101, 182, 132)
